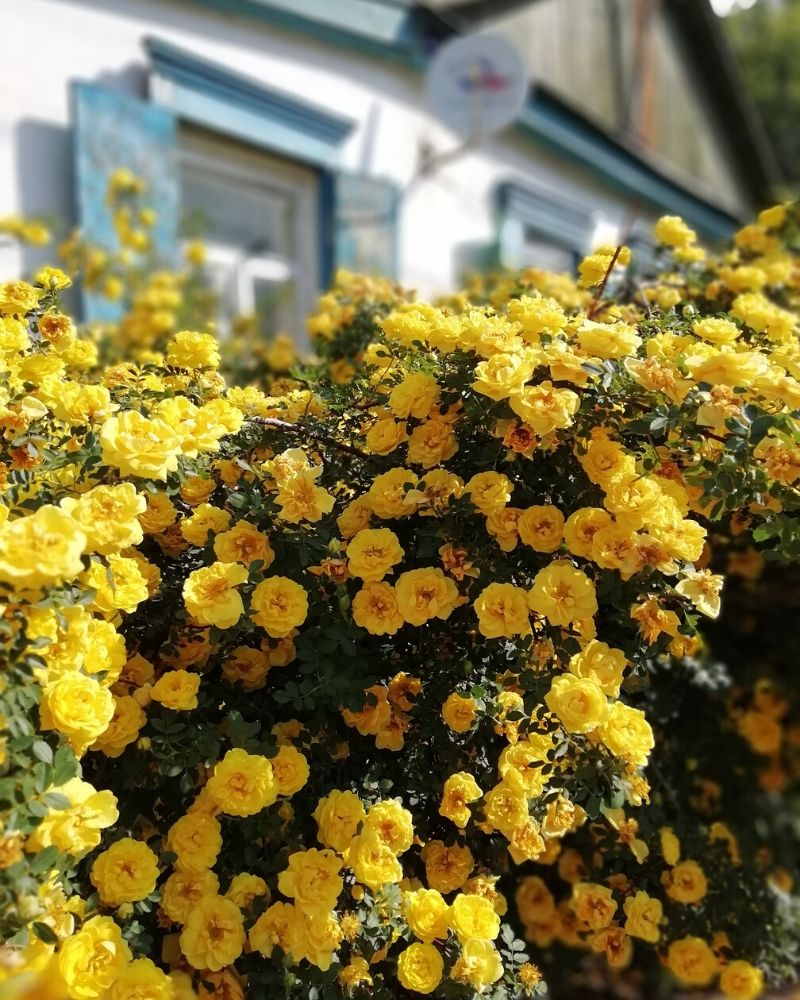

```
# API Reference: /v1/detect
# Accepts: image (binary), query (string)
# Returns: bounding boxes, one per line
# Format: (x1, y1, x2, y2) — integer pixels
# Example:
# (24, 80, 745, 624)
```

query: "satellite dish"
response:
(426, 34, 529, 141)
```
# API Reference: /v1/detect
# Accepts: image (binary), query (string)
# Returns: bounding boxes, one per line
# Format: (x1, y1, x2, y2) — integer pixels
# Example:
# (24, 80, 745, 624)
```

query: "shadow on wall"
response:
(13, 62, 148, 277)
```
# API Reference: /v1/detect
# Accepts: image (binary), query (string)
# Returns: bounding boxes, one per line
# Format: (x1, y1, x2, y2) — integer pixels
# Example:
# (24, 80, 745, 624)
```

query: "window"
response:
(496, 181, 592, 273)
(179, 130, 319, 344)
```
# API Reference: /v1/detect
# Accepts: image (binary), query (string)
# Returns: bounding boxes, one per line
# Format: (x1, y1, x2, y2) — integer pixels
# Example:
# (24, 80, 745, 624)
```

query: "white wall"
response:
(0, 0, 637, 298)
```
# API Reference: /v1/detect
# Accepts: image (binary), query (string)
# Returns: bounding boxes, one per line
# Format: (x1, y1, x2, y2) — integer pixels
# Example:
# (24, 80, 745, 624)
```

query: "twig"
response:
(249, 416, 372, 461)
(587, 245, 624, 320)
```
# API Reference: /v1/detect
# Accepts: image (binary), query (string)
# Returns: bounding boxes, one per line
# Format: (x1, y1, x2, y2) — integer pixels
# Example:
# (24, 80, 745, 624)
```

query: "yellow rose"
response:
(278, 848, 343, 911)
(104, 957, 172, 1000)
(337, 495, 373, 537)
(623, 890, 662, 943)
(365, 415, 408, 455)
(0, 505, 86, 592)
(465, 471, 513, 514)
(179, 894, 245, 971)
(166, 330, 220, 369)
(213, 520, 275, 567)
(58, 916, 132, 999)
(250, 576, 309, 637)
(571, 882, 617, 930)
(518, 505, 564, 553)
(577, 320, 641, 359)
(516, 876, 556, 927)
(545, 675, 608, 734)
(352, 581, 405, 635)
(578, 433, 636, 487)
(249, 901, 301, 959)
(206, 748, 278, 817)
(60, 483, 145, 555)
(664, 860, 708, 904)
(183, 562, 248, 628)
(81, 554, 149, 617)
(528, 561, 598, 626)
(151, 669, 201, 711)
(347, 527, 404, 581)
(166, 814, 222, 872)
(271, 745, 310, 796)
(100, 410, 182, 481)
(483, 778, 529, 837)
(388, 371, 440, 419)
(395, 567, 460, 625)
(666, 936, 718, 987)
(720, 960, 764, 1000)
(339, 956, 373, 992)
(451, 893, 500, 941)
(421, 840, 473, 894)
(442, 693, 478, 733)
(180, 476, 216, 506)
(342, 685, 392, 735)
(91, 695, 146, 758)
(90, 838, 158, 907)
(403, 888, 450, 943)
(180, 504, 231, 546)
(313, 790, 366, 853)
(396, 942, 444, 994)
(40, 672, 115, 754)
(508, 381, 579, 436)
(0, 280, 41, 315)
(407, 418, 458, 468)
(439, 772, 482, 829)
(295, 909, 344, 971)
(589, 522, 643, 580)
(275, 468, 335, 523)
(598, 702, 654, 766)
(363, 799, 414, 854)
(368, 467, 419, 519)
(474, 582, 531, 638)
(349, 829, 402, 891)
(27, 777, 118, 858)
(472, 351, 534, 400)
(161, 868, 220, 924)
(138, 493, 177, 534)
(451, 939, 503, 990)
(569, 640, 627, 697)
(654, 215, 697, 248)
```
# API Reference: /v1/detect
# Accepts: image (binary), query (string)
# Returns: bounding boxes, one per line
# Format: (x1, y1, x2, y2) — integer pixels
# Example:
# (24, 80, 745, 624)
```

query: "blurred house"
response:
(0, 0, 780, 334)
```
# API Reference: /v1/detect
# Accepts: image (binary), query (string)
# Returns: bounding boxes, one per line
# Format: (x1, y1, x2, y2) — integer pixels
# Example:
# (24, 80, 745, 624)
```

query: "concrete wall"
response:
(1, 0, 668, 297)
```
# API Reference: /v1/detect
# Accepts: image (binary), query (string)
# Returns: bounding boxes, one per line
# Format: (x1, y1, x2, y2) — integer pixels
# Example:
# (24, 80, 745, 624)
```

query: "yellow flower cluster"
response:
(2, 192, 800, 1000)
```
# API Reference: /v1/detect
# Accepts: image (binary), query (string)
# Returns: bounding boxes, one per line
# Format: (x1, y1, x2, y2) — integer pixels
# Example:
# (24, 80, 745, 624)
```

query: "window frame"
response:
(178, 133, 319, 344)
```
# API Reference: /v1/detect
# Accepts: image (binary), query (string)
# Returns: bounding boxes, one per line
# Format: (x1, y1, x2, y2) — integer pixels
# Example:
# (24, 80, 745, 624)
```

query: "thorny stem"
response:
(249, 416, 373, 461)
(587, 245, 624, 320)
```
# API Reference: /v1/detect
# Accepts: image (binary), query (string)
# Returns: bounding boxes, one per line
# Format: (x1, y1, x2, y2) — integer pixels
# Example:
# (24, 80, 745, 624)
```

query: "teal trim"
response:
(146, 37, 354, 168)
(71, 81, 179, 323)
(518, 96, 740, 241)
(182, 0, 425, 67)
(318, 171, 336, 287)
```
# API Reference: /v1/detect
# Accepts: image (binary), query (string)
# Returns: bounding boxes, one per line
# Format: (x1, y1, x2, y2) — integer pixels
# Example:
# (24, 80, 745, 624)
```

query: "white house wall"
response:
(2, 0, 656, 298)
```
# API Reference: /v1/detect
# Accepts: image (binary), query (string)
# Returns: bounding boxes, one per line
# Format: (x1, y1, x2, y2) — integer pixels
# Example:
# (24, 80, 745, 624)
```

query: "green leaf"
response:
(32, 921, 58, 945)
(31, 740, 53, 764)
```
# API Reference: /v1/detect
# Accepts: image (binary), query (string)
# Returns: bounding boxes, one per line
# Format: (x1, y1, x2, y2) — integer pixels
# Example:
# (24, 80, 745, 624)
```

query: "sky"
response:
(709, 0, 760, 14)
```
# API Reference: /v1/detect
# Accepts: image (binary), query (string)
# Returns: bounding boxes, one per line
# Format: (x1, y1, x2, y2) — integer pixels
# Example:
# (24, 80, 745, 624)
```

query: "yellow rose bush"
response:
(1, 184, 800, 1000)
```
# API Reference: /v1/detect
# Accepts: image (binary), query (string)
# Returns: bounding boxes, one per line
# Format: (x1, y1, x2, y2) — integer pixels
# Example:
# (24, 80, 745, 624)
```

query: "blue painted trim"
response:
(181, 0, 425, 68)
(318, 170, 336, 287)
(146, 36, 354, 168)
(518, 95, 740, 241)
